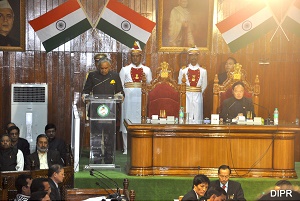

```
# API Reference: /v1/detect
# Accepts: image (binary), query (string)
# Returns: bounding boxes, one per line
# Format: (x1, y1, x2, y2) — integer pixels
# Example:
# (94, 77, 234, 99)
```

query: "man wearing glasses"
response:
(210, 165, 246, 201)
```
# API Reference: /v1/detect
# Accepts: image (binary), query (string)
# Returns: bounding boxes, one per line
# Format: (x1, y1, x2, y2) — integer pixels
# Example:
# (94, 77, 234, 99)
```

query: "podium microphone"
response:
(252, 102, 272, 125)
(90, 169, 120, 199)
(90, 169, 122, 200)
(91, 74, 112, 95)
(226, 101, 237, 124)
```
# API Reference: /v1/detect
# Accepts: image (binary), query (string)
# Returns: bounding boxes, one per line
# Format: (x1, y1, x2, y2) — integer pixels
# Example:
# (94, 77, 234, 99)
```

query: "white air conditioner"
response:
(11, 83, 48, 153)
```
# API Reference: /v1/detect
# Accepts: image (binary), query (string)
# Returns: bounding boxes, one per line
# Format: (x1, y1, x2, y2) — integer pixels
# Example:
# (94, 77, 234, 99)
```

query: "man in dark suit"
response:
(7, 126, 30, 157)
(210, 165, 246, 201)
(182, 174, 210, 201)
(45, 123, 66, 163)
(48, 164, 64, 201)
(220, 81, 255, 121)
(25, 134, 64, 170)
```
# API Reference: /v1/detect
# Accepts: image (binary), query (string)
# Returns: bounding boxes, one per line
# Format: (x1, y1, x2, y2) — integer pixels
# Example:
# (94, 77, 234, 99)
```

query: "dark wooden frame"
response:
(0, 0, 25, 51)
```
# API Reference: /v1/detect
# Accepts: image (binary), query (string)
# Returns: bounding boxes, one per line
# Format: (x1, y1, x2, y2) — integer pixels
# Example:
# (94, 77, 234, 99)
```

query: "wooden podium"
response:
(125, 120, 300, 178)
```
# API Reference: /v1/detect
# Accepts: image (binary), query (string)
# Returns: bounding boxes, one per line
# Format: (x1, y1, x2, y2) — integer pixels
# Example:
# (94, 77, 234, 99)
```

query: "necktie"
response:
(222, 185, 226, 190)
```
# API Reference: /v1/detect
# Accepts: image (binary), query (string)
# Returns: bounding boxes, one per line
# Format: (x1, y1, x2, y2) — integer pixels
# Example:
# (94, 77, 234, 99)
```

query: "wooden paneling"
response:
(0, 0, 299, 159)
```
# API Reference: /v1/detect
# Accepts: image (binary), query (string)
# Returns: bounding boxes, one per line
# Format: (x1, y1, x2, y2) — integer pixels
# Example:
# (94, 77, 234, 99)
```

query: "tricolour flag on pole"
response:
(216, 1, 277, 52)
(95, 0, 156, 49)
(29, 0, 92, 52)
(282, 0, 300, 37)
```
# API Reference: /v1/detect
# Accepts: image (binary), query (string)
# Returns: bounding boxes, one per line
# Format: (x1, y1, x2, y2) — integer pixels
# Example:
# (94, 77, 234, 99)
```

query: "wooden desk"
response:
(125, 120, 300, 178)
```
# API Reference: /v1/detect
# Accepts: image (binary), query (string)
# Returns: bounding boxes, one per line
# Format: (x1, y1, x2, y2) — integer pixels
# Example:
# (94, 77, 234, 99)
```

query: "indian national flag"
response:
(95, 0, 156, 49)
(282, 0, 300, 37)
(216, 2, 277, 52)
(29, 0, 92, 52)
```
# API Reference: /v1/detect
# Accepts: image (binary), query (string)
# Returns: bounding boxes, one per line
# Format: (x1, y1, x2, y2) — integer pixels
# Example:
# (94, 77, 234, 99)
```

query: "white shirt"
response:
(220, 182, 228, 192)
(38, 151, 48, 169)
(16, 149, 24, 171)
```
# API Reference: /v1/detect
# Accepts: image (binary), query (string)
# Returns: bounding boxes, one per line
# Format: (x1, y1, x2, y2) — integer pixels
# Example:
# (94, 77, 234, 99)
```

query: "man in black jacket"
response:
(220, 81, 255, 121)
(8, 126, 30, 157)
(182, 174, 210, 201)
(210, 165, 246, 201)
(25, 134, 64, 170)
(45, 123, 66, 163)
(82, 57, 124, 97)
(48, 164, 64, 201)
(0, 134, 24, 171)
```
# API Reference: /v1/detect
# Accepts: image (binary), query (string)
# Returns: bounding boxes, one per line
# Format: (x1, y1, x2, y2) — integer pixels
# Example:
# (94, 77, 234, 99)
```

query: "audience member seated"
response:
(210, 165, 246, 201)
(30, 177, 51, 195)
(257, 180, 300, 201)
(48, 164, 64, 201)
(206, 186, 227, 201)
(219, 81, 255, 121)
(14, 174, 32, 201)
(25, 134, 64, 170)
(218, 57, 237, 84)
(0, 134, 24, 171)
(8, 126, 30, 157)
(28, 191, 50, 201)
(45, 123, 66, 163)
(182, 174, 210, 201)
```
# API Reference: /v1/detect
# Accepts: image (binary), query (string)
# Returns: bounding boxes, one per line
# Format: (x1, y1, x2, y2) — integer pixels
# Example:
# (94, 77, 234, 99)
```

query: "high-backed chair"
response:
(141, 62, 186, 123)
(213, 63, 260, 115)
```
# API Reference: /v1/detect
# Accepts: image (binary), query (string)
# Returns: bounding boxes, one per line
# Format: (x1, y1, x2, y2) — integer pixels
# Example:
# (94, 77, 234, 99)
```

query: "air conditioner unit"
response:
(11, 83, 48, 153)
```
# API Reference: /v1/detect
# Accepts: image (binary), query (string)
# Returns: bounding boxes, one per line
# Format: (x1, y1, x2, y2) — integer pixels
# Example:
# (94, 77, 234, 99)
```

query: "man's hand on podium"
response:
(114, 92, 124, 102)
(82, 94, 89, 102)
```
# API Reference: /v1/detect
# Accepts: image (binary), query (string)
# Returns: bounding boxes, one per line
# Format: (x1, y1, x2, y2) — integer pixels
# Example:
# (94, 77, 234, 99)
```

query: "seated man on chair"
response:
(25, 134, 64, 170)
(210, 165, 246, 201)
(182, 174, 210, 201)
(220, 81, 255, 122)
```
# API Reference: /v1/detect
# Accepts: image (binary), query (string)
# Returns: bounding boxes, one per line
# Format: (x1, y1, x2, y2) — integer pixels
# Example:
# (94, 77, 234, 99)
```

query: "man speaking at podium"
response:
(81, 54, 124, 165)
(220, 81, 255, 122)
(82, 55, 123, 97)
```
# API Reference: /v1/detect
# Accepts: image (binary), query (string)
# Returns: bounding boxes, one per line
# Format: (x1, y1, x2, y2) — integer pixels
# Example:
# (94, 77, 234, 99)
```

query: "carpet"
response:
(74, 151, 300, 201)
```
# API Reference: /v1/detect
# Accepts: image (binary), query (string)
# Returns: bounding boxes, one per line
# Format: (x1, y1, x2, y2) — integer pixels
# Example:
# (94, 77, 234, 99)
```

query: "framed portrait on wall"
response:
(0, 0, 25, 51)
(157, 0, 214, 52)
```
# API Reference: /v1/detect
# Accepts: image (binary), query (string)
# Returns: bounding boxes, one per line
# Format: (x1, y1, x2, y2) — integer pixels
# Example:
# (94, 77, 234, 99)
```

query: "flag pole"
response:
(266, 0, 296, 42)
(76, 0, 93, 28)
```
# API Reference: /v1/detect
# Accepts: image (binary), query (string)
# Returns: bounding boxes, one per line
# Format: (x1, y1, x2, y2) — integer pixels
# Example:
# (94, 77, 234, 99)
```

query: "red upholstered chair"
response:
(213, 63, 260, 115)
(141, 62, 186, 123)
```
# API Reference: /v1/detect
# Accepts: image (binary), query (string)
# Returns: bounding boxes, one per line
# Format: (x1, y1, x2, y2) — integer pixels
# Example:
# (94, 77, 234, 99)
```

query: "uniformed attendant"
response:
(119, 41, 152, 154)
(178, 46, 207, 123)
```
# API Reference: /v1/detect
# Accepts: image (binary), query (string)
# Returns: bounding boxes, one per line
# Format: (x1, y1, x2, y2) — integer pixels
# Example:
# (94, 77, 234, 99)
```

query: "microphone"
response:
(90, 169, 126, 201)
(226, 101, 237, 123)
(252, 102, 272, 125)
(90, 169, 118, 197)
(91, 73, 112, 95)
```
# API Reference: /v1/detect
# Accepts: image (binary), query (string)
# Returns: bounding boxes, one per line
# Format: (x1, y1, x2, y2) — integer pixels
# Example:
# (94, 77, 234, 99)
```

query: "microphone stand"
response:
(91, 74, 112, 95)
(252, 102, 271, 125)
(90, 169, 122, 200)
(226, 101, 237, 124)
(90, 170, 120, 199)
